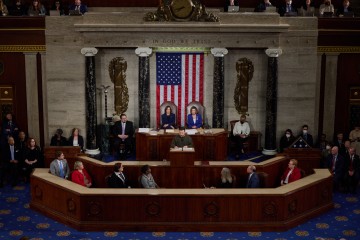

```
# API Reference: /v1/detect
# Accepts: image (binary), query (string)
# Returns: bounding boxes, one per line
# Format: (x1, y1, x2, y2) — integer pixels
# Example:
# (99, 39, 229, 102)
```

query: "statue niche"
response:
(234, 58, 254, 115)
(108, 57, 129, 115)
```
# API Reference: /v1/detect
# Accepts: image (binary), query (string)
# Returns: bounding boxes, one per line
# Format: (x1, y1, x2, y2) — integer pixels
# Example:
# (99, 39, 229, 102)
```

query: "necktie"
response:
(247, 174, 252, 187)
(122, 123, 125, 135)
(10, 145, 15, 160)
(75, 5, 79, 11)
(350, 156, 353, 171)
(59, 161, 65, 178)
(287, 4, 291, 12)
(332, 156, 336, 172)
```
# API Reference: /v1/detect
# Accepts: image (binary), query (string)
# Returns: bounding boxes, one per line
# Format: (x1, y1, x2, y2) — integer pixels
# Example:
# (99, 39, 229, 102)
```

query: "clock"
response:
(170, 0, 195, 19)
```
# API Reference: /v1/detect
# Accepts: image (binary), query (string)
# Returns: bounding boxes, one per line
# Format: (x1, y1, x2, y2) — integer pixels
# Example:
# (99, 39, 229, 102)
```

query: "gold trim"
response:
(318, 46, 360, 53)
(0, 45, 46, 52)
(154, 47, 210, 53)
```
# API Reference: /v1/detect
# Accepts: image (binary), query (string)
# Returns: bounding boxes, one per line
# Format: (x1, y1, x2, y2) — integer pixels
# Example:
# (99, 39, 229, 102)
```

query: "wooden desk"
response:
(169, 148, 196, 167)
(43, 146, 81, 168)
(281, 148, 321, 175)
(136, 129, 228, 161)
(30, 168, 333, 232)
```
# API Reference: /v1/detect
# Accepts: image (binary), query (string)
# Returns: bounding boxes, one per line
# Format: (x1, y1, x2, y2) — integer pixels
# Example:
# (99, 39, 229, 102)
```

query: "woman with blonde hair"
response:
(219, 167, 235, 188)
(0, 0, 9, 16)
(71, 161, 92, 187)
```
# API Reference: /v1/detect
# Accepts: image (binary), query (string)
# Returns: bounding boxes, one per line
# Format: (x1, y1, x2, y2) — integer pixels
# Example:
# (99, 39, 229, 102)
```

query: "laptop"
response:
(69, 9, 82, 16)
(322, 12, 333, 17)
(228, 6, 239, 12)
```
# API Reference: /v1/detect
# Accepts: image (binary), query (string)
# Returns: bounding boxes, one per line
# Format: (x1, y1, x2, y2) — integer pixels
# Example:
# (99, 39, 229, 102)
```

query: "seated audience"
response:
(10, 0, 27, 16)
(254, 0, 272, 12)
(170, 127, 193, 149)
(327, 146, 345, 191)
(1, 137, 21, 187)
(246, 165, 260, 188)
(344, 140, 351, 156)
(140, 165, 159, 189)
(49, 151, 70, 179)
(187, 106, 202, 129)
(299, 0, 315, 16)
(50, 128, 68, 146)
(68, 128, 84, 151)
(68, 0, 87, 15)
(349, 125, 360, 155)
(23, 138, 43, 182)
(232, 114, 250, 159)
(218, 167, 235, 188)
(280, 159, 301, 185)
(71, 161, 92, 187)
(279, 129, 295, 152)
(107, 162, 129, 188)
(298, 124, 313, 147)
(319, 0, 334, 16)
(278, 0, 298, 16)
(343, 147, 360, 194)
(27, 0, 46, 16)
(334, 132, 346, 156)
(336, 0, 352, 17)
(224, 0, 239, 12)
(51, 0, 65, 15)
(161, 105, 176, 129)
(0, 0, 9, 16)
(16, 131, 28, 164)
(112, 113, 134, 157)
(318, 133, 328, 151)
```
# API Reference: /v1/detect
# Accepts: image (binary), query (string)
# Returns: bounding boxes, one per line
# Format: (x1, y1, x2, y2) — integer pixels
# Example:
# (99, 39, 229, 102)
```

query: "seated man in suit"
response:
(1, 137, 21, 187)
(336, 0, 353, 16)
(246, 165, 260, 188)
(112, 113, 134, 158)
(327, 146, 345, 191)
(107, 162, 130, 188)
(49, 151, 70, 179)
(68, 0, 87, 15)
(298, 124, 313, 147)
(171, 127, 193, 149)
(232, 115, 250, 159)
(278, 0, 298, 16)
(280, 159, 301, 185)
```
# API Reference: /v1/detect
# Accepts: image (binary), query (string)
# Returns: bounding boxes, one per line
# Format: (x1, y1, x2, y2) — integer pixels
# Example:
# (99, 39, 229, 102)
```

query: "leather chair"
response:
(186, 101, 204, 126)
(160, 101, 177, 127)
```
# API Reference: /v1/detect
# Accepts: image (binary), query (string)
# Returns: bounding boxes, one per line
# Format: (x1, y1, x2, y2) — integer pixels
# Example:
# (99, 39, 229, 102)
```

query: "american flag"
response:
(156, 52, 204, 127)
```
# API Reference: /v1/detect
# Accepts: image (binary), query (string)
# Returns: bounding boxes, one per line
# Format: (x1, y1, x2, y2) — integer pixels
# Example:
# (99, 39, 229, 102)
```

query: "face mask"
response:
(288, 1, 292, 4)
(326, 145, 331, 150)
(286, 134, 291, 138)
(303, 130, 308, 134)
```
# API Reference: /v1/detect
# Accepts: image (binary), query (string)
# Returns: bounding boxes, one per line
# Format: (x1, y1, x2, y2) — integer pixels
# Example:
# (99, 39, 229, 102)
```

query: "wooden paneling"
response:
(43, 146, 82, 167)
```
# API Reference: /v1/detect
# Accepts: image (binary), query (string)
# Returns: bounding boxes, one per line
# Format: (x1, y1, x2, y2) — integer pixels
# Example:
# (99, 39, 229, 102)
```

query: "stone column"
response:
(262, 48, 282, 156)
(81, 47, 100, 155)
(135, 47, 152, 128)
(24, 52, 40, 143)
(211, 48, 228, 128)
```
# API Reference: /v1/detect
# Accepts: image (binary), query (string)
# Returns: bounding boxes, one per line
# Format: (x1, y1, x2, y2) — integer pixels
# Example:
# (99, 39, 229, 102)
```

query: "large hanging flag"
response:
(156, 52, 204, 127)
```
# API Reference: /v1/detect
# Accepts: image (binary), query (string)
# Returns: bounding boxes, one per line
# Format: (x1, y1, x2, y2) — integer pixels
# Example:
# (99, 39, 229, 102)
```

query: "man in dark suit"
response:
(334, 132, 346, 156)
(327, 146, 345, 191)
(1, 136, 21, 187)
(246, 165, 260, 188)
(343, 147, 360, 193)
(278, 0, 298, 16)
(68, 0, 87, 15)
(112, 113, 134, 159)
(298, 124, 313, 147)
(107, 163, 129, 188)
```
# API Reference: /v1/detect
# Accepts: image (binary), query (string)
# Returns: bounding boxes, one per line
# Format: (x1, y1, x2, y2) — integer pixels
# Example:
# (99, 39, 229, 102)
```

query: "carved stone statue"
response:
(108, 57, 129, 115)
(234, 58, 254, 115)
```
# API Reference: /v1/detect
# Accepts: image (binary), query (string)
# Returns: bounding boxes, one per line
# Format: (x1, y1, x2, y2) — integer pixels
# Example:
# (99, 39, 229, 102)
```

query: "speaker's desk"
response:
(136, 128, 228, 161)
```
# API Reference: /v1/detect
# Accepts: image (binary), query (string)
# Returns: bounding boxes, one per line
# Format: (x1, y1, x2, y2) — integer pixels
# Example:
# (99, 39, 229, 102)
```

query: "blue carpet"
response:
(0, 183, 359, 239)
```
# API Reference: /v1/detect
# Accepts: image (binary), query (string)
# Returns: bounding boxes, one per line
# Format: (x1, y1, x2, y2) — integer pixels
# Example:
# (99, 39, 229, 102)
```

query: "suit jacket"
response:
(345, 154, 360, 180)
(170, 135, 193, 148)
(278, 3, 298, 16)
(2, 144, 21, 164)
(161, 113, 176, 129)
(187, 114, 202, 129)
(336, 6, 353, 16)
(247, 172, 260, 188)
(107, 172, 129, 188)
(50, 159, 70, 179)
(50, 135, 68, 146)
(281, 167, 301, 184)
(298, 133, 313, 147)
(68, 4, 87, 14)
(112, 121, 134, 141)
(68, 135, 84, 150)
(71, 169, 92, 187)
(327, 154, 345, 182)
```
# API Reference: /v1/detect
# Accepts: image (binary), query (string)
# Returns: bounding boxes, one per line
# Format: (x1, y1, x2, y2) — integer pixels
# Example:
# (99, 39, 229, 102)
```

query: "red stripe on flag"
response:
(199, 54, 204, 104)
(156, 85, 160, 128)
(177, 85, 182, 127)
(184, 55, 189, 125)
(192, 55, 196, 102)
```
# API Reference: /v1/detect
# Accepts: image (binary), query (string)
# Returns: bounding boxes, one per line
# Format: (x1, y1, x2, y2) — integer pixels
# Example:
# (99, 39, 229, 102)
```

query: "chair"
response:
(229, 120, 250, 154)
(299, 168, 306, 178)
(160, 101, 177, 127)
(257, 172, 269, 188)
(186, 101, 204, 127)
(105, 173, 112, 187)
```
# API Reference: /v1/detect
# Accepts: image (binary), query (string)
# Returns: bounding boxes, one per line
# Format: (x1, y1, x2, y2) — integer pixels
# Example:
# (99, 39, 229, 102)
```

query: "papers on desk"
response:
(183, 147, 194, 152)
(138, 128, 151, 133)
(170, 147, 195, 152)
(185, 129, 198, 135)
(166, 129, 175, 133)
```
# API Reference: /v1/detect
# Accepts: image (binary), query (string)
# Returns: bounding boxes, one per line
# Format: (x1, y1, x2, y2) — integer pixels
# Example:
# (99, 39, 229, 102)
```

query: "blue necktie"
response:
(59, 161, 65, 178)
(10, 145, 15, 160)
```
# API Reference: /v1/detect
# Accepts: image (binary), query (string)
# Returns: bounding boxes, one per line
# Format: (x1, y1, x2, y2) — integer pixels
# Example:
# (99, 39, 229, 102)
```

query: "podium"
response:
(169, 148, 196, 167)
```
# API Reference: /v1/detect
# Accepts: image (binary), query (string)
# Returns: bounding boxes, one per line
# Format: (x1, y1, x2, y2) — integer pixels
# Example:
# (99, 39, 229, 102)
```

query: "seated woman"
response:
(187, 106, 202, 129)
(218, 167, 235, 188)
(319, 0, 334, 16)
(27, 0, 46, 16)
(50, 129, 68, 146)
(279, 129, 295, 153)
(71, 161, 92, 188)
(299, 0, 315, 16)
(23, 138, 43, 182)
(51, 0, 65, 15)
(280, 159, 301, 185)
(140, 165, 159, 189)
(161, 106, 176, 129)
(107, 162, 129, 188)
(68, 128, 84, 151)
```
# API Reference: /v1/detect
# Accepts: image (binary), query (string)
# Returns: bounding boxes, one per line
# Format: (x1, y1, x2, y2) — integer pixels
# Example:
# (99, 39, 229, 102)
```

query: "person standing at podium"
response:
(170, 127, 193, 149)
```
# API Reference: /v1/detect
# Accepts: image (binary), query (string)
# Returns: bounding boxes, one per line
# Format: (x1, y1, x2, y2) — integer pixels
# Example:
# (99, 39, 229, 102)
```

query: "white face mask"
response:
(303, 130, 308, 134)
(288, 1, 292, 4)
(326, 145, 331, 150)
(286, 134, 291, 138)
